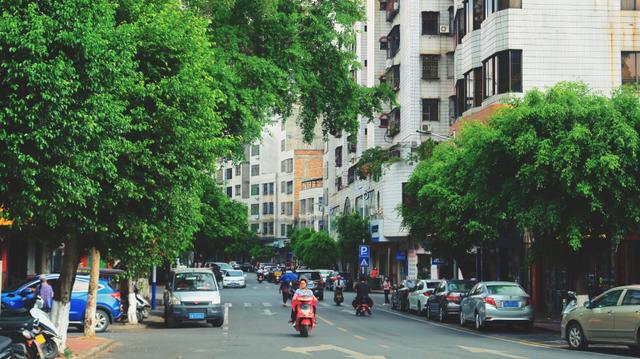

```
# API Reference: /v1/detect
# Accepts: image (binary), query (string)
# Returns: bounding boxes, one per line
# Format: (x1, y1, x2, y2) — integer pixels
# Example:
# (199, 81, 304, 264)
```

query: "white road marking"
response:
(458, 345, 528, 359)
(317, 315, 333, 326)
(354, 335, 366, 341)
(244, 302, 252, 308)
(341, 309, 354, 314)
(262, 302, 272, 307)
(223, 303, 230, 337)
(319, 302, 330, 308)
(337, 327, 348, 333)
(263, 309, 276, 316)
(379, 344, 390, 349)
(282, 344, 385, 359)
(224, 302, 232, 308)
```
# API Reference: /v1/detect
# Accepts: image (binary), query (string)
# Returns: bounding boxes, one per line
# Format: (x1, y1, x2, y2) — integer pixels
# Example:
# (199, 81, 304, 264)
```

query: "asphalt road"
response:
(93, 280, 637, 359)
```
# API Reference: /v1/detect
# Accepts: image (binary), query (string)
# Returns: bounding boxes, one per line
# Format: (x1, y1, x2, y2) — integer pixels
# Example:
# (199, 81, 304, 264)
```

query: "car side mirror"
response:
(584, 300, 592, 309)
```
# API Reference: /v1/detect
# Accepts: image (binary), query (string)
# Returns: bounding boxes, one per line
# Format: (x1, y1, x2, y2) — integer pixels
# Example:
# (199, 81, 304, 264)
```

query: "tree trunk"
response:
(51, 235, 81, 350)
(83, 247, 100, 337)
(127, 279, 138, 325)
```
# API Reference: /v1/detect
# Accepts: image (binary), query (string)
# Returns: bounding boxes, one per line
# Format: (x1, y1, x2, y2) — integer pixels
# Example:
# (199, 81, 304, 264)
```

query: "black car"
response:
(240, 263, 253, 272)
(425, 279, 477, 322)
(295, 270, 324, 300)
(205, 263, 223, 282)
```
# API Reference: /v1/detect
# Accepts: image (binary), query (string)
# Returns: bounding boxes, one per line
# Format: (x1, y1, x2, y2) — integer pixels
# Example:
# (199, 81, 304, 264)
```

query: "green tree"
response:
(298, 231, 338, 269)
(335, 213, 370, 271)
(249, 242, 275, 262)
(290, 228, 315, 260)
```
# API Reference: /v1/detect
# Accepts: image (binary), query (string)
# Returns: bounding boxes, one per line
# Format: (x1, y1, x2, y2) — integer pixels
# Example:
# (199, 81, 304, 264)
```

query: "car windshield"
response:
(487, 284, 526, 296)
(173, 273, 217, 291)
(215, 263, 233, 271)
(296, 272, 321, 280)
(447, 282, 475, 292)
(226, 271, 243, 277)
(426, 282, 439, 289)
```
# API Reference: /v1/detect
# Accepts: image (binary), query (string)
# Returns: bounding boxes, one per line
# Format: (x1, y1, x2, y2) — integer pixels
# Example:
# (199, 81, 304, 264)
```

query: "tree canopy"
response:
(290, 228, 338, 268)
(335, 212, 370, 268)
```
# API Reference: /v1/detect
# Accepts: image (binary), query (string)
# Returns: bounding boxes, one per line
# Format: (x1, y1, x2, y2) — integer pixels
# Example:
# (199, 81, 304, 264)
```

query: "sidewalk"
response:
(534, 313, 561, 333)
(66, 336, 115, 359)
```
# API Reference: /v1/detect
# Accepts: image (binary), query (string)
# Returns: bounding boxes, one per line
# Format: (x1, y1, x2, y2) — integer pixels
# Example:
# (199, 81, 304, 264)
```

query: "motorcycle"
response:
(292, 296, 316, 337)
(355, 303, 372, 316)
(134, 287, 151, 323)
(333, 286, 344, 306)
(0, 335, 24, 359)
(257, 273, 264, 283)
(0, 306, 60, 359)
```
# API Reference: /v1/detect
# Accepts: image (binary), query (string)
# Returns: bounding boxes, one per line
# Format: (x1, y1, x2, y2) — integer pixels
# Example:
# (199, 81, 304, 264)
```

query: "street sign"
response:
(396, 250, 406, 261)
(432, 258, 447, 266)
(359, 245, 370, 257)
(407, 250, 418, 280)
(359, 257, 370, 267)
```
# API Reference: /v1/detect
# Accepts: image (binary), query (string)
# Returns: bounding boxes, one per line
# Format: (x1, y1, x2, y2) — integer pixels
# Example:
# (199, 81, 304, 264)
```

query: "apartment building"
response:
(218, 114, 324, 254)
(324, 0, 456, 281)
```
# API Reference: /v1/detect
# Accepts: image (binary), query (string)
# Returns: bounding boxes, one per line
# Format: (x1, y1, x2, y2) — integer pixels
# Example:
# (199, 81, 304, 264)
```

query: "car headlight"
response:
(170, 295, 181, 305)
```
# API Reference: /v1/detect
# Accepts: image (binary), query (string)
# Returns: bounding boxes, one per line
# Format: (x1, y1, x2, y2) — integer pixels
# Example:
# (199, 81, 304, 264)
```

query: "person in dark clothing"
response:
(352, 276, 373, 308)
(279, 280, 291, 307)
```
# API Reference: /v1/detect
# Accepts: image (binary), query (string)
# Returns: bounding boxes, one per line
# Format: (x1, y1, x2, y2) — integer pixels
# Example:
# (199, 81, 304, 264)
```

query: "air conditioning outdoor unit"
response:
(421, 123, 433, 133)
(439, 25, 449, 34)
(393, 2, 399, 10)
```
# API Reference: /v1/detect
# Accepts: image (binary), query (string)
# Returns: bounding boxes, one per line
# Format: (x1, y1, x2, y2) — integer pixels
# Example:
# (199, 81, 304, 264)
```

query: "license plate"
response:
(35, 334, 46, 345)
(188, 312, 205, 320)
(502, 301, 519, 308)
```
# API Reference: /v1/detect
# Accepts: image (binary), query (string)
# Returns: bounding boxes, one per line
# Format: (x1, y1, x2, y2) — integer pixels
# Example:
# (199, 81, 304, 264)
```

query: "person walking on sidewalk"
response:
(36, 275, 54, 313)
(383, 277, 391, 305)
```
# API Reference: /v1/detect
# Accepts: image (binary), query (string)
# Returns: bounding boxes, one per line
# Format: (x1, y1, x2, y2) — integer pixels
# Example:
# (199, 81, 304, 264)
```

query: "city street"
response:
(92, 282, 635, 359)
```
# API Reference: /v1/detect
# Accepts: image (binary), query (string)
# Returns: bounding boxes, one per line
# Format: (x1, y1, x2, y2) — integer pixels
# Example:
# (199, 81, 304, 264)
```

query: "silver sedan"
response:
(459, 281, 534, 331)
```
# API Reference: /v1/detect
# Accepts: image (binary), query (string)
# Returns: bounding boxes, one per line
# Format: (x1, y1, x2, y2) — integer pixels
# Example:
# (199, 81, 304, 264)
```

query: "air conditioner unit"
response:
(439, 25, 450, 34)
(393, 1, 399, 10)
(421, 123, 433, 133)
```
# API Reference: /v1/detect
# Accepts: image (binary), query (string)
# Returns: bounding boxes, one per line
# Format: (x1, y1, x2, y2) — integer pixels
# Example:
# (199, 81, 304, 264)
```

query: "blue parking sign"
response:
(359, 245, 369, 257)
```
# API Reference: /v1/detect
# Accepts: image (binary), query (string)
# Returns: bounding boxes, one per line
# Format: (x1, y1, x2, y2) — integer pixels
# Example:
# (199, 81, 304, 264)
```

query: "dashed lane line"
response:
(379, 344, 390, 349)
(262, 302, 272, 307)
(337, 327, 348, 333)
(354, 335, 366, 341)
(244, 302, 252, 308)
(316, 315, 334, 326)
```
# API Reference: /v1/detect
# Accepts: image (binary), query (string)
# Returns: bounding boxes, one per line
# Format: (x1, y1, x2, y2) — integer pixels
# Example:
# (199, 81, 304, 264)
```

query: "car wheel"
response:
(94, 309, 110, 333)
(567, 323, 588, 350)
(459, 311, 466, 326)
(210, 319, 224, 327)
(474, 312, 484, 331)
(439, 306, 447, 323)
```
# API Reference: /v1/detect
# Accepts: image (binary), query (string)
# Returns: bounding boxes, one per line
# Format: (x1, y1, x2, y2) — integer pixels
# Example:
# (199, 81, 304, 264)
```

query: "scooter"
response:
(0, 309, 59, 359)
(0, 335, 24, 359)
(355, 303, 372, 316)
(333, 286, 344, 306)
(257, 273, 264, 283)
(292, 297, 316, 337)
(134, 286, 151, 323)
(562, 291, 578, 314)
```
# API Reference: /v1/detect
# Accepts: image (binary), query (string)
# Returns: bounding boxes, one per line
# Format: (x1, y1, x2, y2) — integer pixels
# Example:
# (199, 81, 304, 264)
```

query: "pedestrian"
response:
(279, 279, 291, 307)
(36, 275, 54, 313)
(383, 277, 391, 305)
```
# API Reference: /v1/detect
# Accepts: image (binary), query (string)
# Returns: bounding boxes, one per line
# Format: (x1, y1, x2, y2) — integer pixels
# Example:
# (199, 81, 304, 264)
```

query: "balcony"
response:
(379, 113, 389, 128)
(386, 0, 399, 22)
(386, 64, 400, 91)
(388, 108, 400, 137)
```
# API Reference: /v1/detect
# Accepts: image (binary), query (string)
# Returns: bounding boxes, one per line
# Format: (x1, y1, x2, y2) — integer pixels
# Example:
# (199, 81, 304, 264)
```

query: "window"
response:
(335, 176, 343, 191)
(485, 0, 522, 15)
(235, 185, 240, 197)
(72, 280, 90, 293)
(422, 55, 440, 79)
(622, 0, 640, 9)
(280, 181, 286, 193)
(251, 223, 260, 233)
(447, 53, 454, 78)
(226, 186, 232, 197)
(422, 99, 440, 122)
(281, 224, 286, 236)
(473, 0, 484, 30)
(387, 64, 400, 90)
(456, 79, 466, 115)
(263, 222, 274, 235)
(251, 184, 259, 196)
(348, 166, 356, 184)
(622, 290, 640, 305)
(225, 168, 232, 180)
(483, 50, 522, 98)
(235, 165, 241, 176)
(465, 1, 473, 36)
(262, 183, 274, 195)
(251, 164, 259, 176)
(622, 52, 640, 85)
(251, 204, 259, 215)
(262, 202, 274, 215)
(464, 70, 475, 110)
(286, 181, 293, 194)
(308, 198, 314, 213)
(466, 67, 483, 107)
(592, 290, 623, 308)
(251, 144, 260, 156)
(448, 96, 456, 125)
(300, 199, 306, 214)
(335, 146, 343, 167)
(380, 37, 388, 50)
(286, 202, 293, 216)
(318, 196, 324, 209)
(281, 158, 293, 173)
(281, 139, 286, 152)
(380, 1, 387, 11)
(387, 25, 400, 58)
(455, 8, 465, 45)
(422, 12, 439, 35)
(388, 107, 400, 137)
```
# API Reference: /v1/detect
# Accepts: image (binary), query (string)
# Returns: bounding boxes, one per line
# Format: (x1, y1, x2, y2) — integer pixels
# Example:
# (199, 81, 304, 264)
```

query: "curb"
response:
(73, 339, 116, 359)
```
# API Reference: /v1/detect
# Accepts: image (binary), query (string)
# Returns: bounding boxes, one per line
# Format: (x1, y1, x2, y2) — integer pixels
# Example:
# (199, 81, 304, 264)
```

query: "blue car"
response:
(1, 274, 122, 332)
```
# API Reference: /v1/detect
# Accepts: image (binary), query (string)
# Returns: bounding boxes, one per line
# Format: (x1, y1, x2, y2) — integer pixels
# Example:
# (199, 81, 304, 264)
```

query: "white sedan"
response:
(408, 279, 442, 314)
(222, 270, 246, 288)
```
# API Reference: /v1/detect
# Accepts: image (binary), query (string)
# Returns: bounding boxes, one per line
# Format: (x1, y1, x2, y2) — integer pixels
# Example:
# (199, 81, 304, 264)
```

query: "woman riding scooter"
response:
(289, 277, 316, 325)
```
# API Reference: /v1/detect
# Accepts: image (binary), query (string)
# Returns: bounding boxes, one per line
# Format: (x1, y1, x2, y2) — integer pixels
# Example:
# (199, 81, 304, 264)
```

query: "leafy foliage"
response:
(355, 145, 402, 181)
(290, 228, 338, 268)
(335, 212, 370, 266)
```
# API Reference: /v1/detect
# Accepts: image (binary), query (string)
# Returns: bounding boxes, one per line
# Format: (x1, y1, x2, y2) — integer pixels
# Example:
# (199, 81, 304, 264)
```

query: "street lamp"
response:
(416, 129, 451, 141)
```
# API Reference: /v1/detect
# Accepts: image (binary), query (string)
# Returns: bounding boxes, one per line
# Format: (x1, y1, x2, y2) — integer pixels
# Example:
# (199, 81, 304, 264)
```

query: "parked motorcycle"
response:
(134, 286, 151, 323)
(0, 306, 60, 359)
(333, 287, 344, 306)
(292, 296, 316, 337)
(0, 335, 24, 359)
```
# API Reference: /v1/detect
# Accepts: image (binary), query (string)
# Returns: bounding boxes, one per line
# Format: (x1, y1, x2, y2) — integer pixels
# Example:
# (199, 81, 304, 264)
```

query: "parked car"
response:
(164, 268, 223, 327)
(561, 285, 640, 353)
(203, 263, 224, 282)
(459, 281, 534, 331)
(295, 270, 324, 300)
(408, 279, 442, 314)
(213, 262, 233, 272)
(222, 270, 246, 288)
(240, 263, 253, 272)
(426, 279, 477, 322)
(1, 274, 121, 333)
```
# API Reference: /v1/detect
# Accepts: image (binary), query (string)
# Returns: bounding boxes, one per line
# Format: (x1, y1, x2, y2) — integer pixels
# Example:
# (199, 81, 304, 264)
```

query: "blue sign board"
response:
(358, 245, 370, 267)
(396, 250, 406, 261)
(432, 258, 447, 266)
